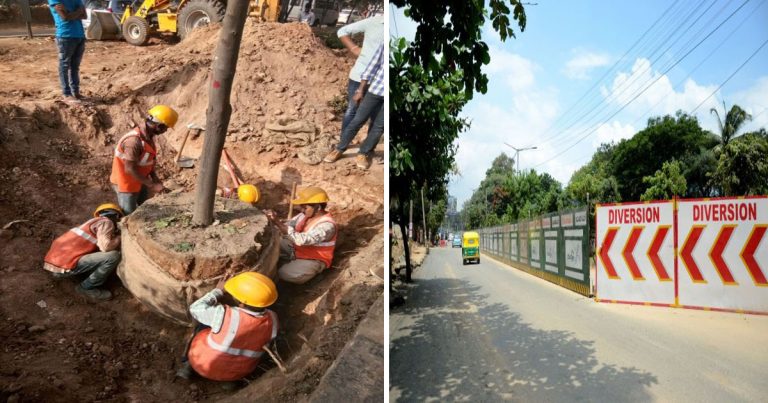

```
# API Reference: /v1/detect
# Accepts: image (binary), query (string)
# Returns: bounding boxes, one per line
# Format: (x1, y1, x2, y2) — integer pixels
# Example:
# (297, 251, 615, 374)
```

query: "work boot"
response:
(75, 284, 112, 301)
(62, 95, 82, 105)
(356, 154, 371, 170)
(175, 362, 194, 380)
(323, 149, 343, 163)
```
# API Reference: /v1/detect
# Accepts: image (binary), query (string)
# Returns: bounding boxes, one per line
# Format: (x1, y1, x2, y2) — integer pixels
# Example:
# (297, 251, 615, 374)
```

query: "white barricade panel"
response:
(677, 197, 768, 313)
(596, 201, 675, 304)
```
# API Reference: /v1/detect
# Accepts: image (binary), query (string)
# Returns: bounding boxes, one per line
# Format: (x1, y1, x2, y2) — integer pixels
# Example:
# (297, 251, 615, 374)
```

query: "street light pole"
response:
(504, 143, 538, 172)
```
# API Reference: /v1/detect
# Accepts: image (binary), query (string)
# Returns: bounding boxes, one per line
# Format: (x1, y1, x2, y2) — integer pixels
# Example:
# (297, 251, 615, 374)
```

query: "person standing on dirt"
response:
(48, 0, 87, 104)
(299, 3, 315, 25)
(43, 203, 124, 301)
(264, 187, 337, 284)
(324, 43, 384, 170)
(334, 14, 384, 145)
(110, 105, 178, 215)
(176, 272, 279, 384)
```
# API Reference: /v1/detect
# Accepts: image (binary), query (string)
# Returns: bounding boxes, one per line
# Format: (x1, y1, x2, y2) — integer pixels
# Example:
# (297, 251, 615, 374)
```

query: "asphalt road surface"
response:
(390, 247, 768, 402)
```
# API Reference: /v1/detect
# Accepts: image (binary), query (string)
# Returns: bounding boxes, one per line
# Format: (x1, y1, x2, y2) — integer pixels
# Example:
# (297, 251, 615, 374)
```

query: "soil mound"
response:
(91, 22, 352, 161)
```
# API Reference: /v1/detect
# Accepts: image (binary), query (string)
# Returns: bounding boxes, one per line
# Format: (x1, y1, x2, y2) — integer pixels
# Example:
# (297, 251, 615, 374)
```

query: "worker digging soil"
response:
(0, 20, 383, 402)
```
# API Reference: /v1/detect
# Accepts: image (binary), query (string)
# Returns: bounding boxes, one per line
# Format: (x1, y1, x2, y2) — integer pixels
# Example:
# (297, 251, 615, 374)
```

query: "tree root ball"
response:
(117, 192, 280, 325)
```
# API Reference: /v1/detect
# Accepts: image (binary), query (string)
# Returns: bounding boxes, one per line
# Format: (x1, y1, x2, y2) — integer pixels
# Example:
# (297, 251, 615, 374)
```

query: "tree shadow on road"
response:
(390, 278, 658, 402)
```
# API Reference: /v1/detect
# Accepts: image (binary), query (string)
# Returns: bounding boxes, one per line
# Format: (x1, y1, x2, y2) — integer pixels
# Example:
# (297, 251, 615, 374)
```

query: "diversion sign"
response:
(596, 196, 768, 314)
(678, 197, 768, 313)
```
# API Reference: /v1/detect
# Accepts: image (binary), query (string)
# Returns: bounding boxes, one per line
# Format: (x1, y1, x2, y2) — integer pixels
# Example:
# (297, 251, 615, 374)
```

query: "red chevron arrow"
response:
(622, 227, 645, 280)
(599, 228, 620, 279)
(681, 225, 706, 283)
(709, 225, 737, 285)
(741, 224, 768, 286)
(647, 226, 672, 281)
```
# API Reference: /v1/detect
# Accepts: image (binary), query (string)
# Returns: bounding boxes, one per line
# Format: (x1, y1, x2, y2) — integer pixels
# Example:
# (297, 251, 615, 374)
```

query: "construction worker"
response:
(43, 203, 124, 301)
(264, 187, 337, 284)
(110, 105, 178, 214)
(176, 272, 279, 383)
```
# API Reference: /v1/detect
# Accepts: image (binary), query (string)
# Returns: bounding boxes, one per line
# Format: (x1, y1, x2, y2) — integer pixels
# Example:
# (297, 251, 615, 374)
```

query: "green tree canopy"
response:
(609, 111, 718, 201)
(640, 159, 687, 201)
(710, 130, 768, 195)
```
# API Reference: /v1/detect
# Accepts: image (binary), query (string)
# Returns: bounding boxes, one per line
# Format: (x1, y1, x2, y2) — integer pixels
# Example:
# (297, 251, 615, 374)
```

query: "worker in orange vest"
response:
(43, 203, 124, 301)
(176, 272, 279, 383)
(264, 186, 337, 284)
(110, 105, 179, 214)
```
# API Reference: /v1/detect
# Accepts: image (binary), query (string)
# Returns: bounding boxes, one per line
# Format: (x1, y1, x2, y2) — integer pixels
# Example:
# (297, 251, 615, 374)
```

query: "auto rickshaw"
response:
(462, 231, 480, 265)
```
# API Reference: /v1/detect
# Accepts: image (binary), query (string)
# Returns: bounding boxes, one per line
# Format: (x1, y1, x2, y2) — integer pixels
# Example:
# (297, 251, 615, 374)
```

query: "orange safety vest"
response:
(43, 217, 109, 273)
(110, 128, 157, 193)
(294, 213, 337, 268)
(188, 307, 278, 381)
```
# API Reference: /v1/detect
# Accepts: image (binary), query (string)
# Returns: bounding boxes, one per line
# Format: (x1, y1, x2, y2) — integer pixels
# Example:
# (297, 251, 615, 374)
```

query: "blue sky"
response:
(390, 0, 768, 207)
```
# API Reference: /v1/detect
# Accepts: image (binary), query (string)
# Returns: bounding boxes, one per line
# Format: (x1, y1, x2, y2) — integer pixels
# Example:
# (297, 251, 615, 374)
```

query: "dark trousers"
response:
(55, 37, 86, 97)
(336, 92, 384, 155)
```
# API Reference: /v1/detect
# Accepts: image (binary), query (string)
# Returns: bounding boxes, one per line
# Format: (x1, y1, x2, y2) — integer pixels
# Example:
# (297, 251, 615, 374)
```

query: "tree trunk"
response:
(399, 220, 412, 282)
(192, 0, 250, 226)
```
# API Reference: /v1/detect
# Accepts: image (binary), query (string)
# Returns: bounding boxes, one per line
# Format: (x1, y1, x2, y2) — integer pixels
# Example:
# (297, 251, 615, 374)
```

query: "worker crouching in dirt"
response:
(43, 203, 124, 301)
(176, 273, 279, 384)
(265, 187, 337, 284)
(110, 105, 179, 214)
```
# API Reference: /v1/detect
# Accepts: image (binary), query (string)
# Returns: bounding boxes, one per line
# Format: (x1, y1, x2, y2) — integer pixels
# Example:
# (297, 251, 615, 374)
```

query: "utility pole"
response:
(421, 186, 427, 248)
(409, 200, 413, 241)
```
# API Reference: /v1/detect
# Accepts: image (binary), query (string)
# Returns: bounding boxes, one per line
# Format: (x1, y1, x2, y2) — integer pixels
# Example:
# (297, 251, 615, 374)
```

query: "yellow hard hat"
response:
(93, 203, 124, 218)
(291, 186, 329, 205)
(238, 184, 260, 204)
(147, 105, 179, 128)
(224, 272, 278, 308)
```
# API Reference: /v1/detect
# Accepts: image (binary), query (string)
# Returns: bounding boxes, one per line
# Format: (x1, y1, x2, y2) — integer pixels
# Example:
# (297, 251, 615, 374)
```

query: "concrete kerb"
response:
(308, 294, 384, 402)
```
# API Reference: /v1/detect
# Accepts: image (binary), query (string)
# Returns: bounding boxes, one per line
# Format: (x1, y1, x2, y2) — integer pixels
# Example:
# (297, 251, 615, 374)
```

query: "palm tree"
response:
(710, 101, 752, 147)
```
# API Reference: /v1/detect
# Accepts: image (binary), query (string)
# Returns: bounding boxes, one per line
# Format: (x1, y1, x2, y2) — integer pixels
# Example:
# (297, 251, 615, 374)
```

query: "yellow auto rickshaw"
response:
(462, 231, 480, 265)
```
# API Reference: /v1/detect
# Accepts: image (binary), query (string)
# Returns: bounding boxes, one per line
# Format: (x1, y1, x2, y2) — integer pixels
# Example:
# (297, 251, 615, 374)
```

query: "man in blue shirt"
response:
(48, 0, 86, 103)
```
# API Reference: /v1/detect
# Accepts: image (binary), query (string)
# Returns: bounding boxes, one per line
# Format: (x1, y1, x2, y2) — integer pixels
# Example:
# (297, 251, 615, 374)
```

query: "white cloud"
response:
(593, 121, 636, 147)
(731, 76, 768, 133)
(485, 47, 536, 91)
(450, 83, 560, 205)
(563, 51, 611, 80)
(601, 58, 719, 121)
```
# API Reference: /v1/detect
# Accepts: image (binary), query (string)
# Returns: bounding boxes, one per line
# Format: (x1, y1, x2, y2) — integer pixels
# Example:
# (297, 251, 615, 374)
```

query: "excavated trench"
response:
(0, 23, 383, 402)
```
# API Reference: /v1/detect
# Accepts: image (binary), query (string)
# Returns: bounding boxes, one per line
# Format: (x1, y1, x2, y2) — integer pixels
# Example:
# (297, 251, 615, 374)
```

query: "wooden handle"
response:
(221, 149, 241, 188)
(287, 182, 297, 220)
(176, 129, 192, 163)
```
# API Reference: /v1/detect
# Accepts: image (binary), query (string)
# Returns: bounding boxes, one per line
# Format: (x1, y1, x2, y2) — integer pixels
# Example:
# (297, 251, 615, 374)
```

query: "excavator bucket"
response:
(86, 10, 122, 40)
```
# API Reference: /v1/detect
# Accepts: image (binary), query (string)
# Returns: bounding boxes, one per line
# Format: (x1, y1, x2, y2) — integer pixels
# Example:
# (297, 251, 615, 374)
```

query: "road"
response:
(390, 247, 768, 402)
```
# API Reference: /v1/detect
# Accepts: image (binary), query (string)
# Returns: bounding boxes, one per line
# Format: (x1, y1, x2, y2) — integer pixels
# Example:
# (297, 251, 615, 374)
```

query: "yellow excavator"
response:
(89, 0, 280, 46)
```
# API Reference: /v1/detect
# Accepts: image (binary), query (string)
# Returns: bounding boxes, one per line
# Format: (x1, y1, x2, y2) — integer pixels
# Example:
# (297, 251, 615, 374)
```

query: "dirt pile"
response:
(90, 22, 352, 165)
(1, 23, 382, 401)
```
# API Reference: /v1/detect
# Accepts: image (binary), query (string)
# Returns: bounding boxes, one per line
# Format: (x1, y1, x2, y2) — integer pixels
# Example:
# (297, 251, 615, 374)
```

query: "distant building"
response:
(447, 196, 457, 214)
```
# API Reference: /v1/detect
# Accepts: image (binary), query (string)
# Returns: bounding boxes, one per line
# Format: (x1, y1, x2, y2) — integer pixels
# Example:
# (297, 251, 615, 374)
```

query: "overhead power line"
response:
(533, 0, 753, 169)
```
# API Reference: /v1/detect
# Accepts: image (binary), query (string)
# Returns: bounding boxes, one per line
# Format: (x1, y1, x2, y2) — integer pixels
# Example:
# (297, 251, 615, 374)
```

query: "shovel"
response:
(176, 123, 204, 168)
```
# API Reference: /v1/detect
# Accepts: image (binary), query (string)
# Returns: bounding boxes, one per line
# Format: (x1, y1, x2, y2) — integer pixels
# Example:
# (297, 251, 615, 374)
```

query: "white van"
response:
(284, 0, 341, 27)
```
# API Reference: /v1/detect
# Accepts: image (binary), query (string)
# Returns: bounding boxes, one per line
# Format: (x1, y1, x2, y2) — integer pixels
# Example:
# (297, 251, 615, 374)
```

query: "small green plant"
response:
(174, 242, 194, 252)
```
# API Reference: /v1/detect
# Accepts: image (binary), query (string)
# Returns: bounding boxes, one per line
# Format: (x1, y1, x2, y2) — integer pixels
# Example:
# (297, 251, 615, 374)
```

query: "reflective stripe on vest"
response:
(110, 128, 157, 192)
(294, 213, 337, 268)
(70, 227, 98, 244)
(188, 306, 277, 381)
(43, 217, 106, 273)
(205, 308, 265, 359)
